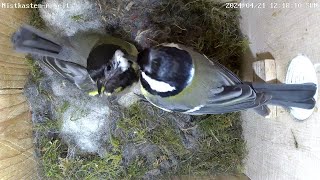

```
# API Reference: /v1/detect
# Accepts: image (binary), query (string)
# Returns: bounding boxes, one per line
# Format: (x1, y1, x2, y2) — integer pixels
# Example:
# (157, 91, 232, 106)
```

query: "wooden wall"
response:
(0, 0, 37, 179)
(240, 0, 320, 179)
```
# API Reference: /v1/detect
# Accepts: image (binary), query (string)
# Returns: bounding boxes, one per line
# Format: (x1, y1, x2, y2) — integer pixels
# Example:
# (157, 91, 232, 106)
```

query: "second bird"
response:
(11, 25, 138, 95)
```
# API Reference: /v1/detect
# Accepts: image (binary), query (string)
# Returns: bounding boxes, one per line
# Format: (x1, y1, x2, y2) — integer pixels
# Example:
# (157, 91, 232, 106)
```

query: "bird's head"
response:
(137, 43, 194, 97)
(88, 44, 138, 96)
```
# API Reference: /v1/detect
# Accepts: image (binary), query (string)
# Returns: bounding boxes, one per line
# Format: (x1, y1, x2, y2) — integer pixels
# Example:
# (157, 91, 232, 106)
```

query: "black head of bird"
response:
(137, 45, 194, 98)
(137, 43, 317, 117)
(87, 45, 138, 95)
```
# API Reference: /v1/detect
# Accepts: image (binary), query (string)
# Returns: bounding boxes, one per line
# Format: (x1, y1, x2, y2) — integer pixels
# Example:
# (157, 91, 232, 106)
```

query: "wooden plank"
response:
(0, 44, 25, 58)
(0, 80, 28, 89)
(241, 1, 320, 180)
(0, 61, 29, 69)
(0, 54, 30, 65)
(0, 94, 27, 109)
(252, 59, 277, 118)
(0, 74, 28, 81)
(252, 59, 277, 83)
(0, 101, 29, 122)
(0, 89, 24, 95)
(0, 66, 30, 76)
(0, 0, 36, 179)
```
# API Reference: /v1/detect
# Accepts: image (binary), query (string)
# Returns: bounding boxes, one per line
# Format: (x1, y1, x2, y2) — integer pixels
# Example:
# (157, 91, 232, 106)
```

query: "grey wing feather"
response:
(211, 58, 242, 84)
(188, 84, 270, 115)
(42, 56, 96, 91)
(11, 25, 90, 66)
(11, 24, 62, 56)
(188, 53, 265, 114)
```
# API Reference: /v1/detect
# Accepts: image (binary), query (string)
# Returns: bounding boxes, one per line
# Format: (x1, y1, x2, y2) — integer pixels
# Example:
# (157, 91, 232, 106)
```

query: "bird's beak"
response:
(97, 62, 122, 96)
(97, 80, 105, 95)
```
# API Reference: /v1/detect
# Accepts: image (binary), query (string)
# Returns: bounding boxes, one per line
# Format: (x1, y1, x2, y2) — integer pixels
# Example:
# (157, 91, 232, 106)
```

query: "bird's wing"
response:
(186, 84, 270, 115)
(12, 25, 90, 66)
(180, 44, 242, 84)
(42, 56, 96, 91)
(12, 25, 63, 57)
(211, 59, 242, 84)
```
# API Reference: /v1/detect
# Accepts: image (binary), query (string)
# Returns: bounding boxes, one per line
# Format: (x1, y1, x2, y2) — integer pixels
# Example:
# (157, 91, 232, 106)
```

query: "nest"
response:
(27, 0, 247, 179)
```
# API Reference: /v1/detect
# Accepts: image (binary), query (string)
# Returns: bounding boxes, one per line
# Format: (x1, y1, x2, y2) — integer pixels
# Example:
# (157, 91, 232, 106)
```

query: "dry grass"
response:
(148, 0, 248, 72)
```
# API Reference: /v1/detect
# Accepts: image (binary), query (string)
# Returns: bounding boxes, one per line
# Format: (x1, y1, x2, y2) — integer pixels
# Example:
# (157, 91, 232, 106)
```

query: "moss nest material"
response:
(25, 0, 247, 179)
(32, 102, 245, 179)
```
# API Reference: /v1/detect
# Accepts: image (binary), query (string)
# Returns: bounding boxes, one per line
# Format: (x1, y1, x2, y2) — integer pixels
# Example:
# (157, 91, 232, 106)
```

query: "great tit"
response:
(136, 43, 317, 116)
(11, 25, 138, 95)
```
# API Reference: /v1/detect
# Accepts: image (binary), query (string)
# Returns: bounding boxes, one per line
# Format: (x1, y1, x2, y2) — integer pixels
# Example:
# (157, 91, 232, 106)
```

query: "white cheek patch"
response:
(141, 72, 176, 93)
(113, 50, 129, 71)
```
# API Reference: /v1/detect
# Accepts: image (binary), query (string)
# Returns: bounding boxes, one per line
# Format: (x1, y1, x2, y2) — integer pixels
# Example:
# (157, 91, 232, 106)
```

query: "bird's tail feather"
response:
(251, 83, 317, 109)
(11, 25, 62, 56)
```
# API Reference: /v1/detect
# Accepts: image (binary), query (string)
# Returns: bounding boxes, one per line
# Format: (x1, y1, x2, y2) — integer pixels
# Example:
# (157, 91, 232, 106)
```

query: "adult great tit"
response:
(137, 43, 317, 117)
(11, 25, 138, 95)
